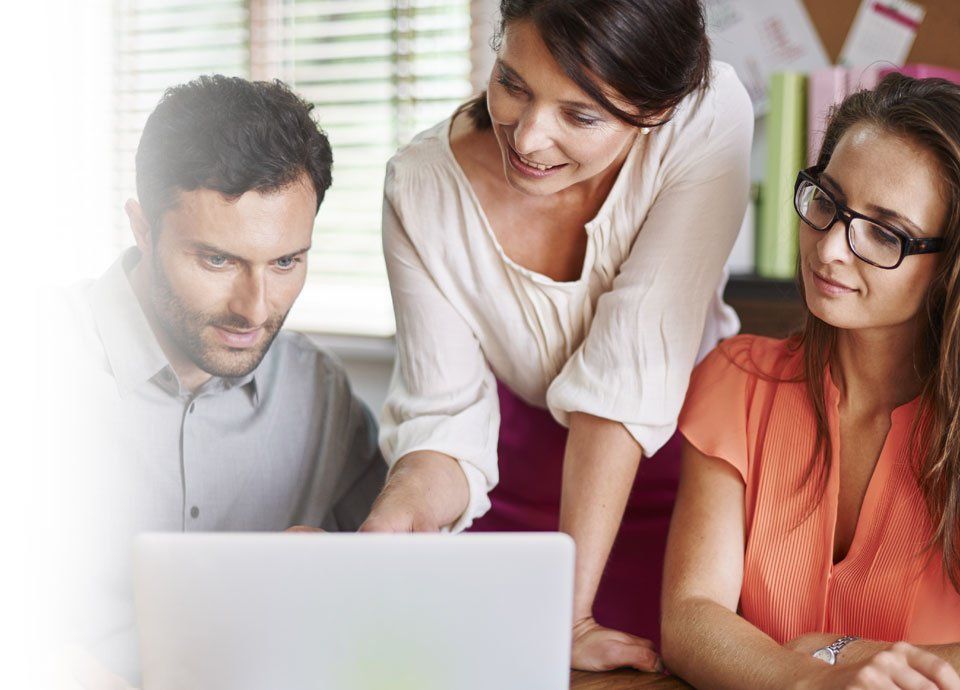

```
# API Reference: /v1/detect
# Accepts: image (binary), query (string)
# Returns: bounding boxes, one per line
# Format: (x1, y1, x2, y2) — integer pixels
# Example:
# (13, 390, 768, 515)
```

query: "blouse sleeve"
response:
(546, 68, 753, 458)
(378, 189, 499, 533)
(676, 337, 755, 482)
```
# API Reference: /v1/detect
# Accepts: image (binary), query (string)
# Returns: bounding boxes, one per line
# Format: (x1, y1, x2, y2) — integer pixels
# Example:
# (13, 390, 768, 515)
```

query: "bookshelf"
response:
(725, 274, 803, 338)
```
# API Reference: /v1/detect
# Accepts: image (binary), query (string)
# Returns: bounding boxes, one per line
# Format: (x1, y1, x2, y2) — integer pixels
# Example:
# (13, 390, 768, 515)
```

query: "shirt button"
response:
(190, 506, 200, 519)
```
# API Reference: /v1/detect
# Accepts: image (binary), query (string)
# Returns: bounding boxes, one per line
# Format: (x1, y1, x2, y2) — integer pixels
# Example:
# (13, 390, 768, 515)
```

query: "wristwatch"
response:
(812, 636, 860, 665)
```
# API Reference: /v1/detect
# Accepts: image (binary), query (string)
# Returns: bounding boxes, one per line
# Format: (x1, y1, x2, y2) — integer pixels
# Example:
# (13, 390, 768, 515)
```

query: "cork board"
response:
(803, 0, 960, 70)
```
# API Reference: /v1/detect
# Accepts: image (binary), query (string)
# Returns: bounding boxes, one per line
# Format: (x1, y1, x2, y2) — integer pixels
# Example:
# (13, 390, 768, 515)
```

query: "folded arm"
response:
(785, 632, 960, 671)
(661, 440, 960, 690)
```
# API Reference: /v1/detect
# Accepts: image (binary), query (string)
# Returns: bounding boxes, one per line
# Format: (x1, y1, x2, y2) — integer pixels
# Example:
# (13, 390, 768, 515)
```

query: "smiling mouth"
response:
(505, 142, 567, 177)
(811, 268, 857, 292)
(514, 148, 561, 170)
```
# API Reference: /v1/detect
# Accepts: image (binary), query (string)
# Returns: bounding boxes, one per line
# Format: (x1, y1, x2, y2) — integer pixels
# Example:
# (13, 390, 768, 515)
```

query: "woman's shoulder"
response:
(623, 61, 752, 194)
(681, 335, 802, 447)
(679, 333, 799, 477)
(700, 334, 802, 384)
(706, 61, 753, 118)
(384, 117, 461, 203)
(660, 61, 753, 148)
(686, 61, 752, 128)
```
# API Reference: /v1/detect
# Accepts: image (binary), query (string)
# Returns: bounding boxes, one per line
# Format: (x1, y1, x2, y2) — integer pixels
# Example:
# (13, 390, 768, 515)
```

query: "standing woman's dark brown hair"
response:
(797, 73, 960, 591)
(463, 0, 712, 129)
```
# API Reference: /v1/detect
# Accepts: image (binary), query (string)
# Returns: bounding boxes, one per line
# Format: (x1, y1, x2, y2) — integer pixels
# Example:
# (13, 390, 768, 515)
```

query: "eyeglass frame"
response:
(793, 165, 944, 269)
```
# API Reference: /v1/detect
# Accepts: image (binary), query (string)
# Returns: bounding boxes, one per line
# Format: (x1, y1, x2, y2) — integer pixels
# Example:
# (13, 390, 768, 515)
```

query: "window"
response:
(114, 0, 251, 231)
(114, 0, 476, 336)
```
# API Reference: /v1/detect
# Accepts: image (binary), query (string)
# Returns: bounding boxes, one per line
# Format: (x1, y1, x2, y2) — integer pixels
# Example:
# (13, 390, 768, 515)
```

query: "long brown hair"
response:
(460, 0, 711, 130)
(797, 73, 960, 590)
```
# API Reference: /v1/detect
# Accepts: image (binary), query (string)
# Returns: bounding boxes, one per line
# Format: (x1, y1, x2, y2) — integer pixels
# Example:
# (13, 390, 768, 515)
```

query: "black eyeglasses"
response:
(793, 165, 943, 269)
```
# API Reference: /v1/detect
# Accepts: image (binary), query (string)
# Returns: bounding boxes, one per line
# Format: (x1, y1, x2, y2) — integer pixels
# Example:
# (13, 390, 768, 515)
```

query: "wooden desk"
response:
(571, 669, 692, 689)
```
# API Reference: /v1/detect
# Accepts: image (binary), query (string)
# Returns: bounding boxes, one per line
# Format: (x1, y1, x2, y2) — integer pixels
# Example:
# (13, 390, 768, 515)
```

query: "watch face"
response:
(813, 648, 836, 665)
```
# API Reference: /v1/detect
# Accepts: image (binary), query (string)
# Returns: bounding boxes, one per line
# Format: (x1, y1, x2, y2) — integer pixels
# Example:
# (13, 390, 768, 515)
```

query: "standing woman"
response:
(363, 0, 753, 670)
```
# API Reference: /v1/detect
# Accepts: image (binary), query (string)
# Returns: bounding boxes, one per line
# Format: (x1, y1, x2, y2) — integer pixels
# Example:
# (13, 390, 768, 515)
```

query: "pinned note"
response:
(839, 0, 926, 68)
(705, 0, 830, 116)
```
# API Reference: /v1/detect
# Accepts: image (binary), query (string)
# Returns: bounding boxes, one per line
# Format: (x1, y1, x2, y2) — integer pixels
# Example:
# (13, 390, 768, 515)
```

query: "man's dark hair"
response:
(135, 74, 333, 227)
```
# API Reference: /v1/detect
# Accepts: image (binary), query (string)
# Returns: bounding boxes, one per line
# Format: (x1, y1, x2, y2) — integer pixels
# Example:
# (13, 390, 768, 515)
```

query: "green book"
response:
(758, 72, 807, 279)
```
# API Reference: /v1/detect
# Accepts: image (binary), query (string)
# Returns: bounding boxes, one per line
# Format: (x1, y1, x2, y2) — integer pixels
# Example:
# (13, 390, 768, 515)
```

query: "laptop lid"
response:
(135, 532, 574, 690)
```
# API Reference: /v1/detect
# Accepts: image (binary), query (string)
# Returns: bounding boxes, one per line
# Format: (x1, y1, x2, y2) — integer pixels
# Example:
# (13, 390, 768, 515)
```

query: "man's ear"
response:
(124, 199, 153, 257)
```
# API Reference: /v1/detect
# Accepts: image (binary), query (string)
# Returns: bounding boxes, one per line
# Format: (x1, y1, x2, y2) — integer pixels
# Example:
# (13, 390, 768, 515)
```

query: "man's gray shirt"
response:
(60, 249, 386, 682)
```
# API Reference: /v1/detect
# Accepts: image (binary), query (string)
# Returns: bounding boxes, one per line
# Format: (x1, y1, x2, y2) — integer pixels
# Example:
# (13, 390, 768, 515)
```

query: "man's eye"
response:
(275, 257, 301, 270)
(204, 254, 228, 268)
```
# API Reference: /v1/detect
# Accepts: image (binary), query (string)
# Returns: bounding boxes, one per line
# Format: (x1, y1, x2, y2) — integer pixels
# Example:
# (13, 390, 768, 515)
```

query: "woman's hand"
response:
(360, 451, 469, 533)
(796, 642, 960, 690)
(359, 483, 441, 533)
(570, 615, 662, 673)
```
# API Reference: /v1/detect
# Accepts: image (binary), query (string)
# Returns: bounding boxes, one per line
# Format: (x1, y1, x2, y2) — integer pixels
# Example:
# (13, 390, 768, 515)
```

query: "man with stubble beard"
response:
(56, 75, 385, 688)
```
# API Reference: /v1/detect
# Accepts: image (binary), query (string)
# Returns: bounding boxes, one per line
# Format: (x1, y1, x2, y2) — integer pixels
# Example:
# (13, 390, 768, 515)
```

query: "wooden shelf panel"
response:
(724, 274, 804, 338)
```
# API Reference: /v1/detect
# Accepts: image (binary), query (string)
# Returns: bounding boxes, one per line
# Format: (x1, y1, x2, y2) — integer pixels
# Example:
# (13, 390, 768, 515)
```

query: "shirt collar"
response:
(193, 369, 260, 404)
(87, 248, 170, 397)
(87, 247, 262, 405)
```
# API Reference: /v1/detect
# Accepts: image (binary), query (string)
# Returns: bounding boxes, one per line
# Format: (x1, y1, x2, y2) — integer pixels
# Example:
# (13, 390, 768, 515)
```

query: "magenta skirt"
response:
(469, 380, 681, 648)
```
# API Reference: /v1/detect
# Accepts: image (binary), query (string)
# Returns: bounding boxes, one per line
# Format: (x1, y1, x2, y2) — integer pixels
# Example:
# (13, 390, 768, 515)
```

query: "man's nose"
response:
(228, 269, 269, 327)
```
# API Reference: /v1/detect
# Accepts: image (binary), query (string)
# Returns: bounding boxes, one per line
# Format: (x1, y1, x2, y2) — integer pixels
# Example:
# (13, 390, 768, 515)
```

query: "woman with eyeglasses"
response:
(661, 73, 960, 689)
(361, 0, 753, 671)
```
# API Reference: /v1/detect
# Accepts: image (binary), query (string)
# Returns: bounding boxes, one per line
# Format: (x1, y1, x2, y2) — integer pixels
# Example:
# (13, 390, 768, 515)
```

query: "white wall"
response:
(5, 4, 116, 686)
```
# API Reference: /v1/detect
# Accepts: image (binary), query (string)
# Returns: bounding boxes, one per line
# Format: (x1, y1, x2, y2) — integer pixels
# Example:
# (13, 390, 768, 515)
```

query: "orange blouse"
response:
(678, 334, 960, 645)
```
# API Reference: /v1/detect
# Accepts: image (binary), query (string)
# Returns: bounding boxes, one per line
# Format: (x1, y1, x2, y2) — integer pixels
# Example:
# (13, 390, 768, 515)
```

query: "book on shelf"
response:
(807, 65, 882, 165)
(757, 72, 806, 280)
(807, 66, 847, 166)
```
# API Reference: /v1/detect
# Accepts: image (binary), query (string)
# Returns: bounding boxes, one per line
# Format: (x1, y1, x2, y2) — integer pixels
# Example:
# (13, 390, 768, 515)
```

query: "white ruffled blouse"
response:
(379, 62, 754, 531)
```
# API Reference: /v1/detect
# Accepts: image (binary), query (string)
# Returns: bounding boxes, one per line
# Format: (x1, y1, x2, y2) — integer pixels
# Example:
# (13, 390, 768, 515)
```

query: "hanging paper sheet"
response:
(705, 0, 830, 116)
(839, 0, 926, 68)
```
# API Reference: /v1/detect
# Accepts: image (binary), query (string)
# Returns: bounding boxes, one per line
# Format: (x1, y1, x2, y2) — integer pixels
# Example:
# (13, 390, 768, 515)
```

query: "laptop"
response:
(134, 532, 574, 690)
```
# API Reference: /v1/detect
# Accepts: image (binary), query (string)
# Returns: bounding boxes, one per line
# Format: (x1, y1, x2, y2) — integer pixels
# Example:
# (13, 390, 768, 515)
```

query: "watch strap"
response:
(826, 636, 860, 655)
(812, 635, 860, 665)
